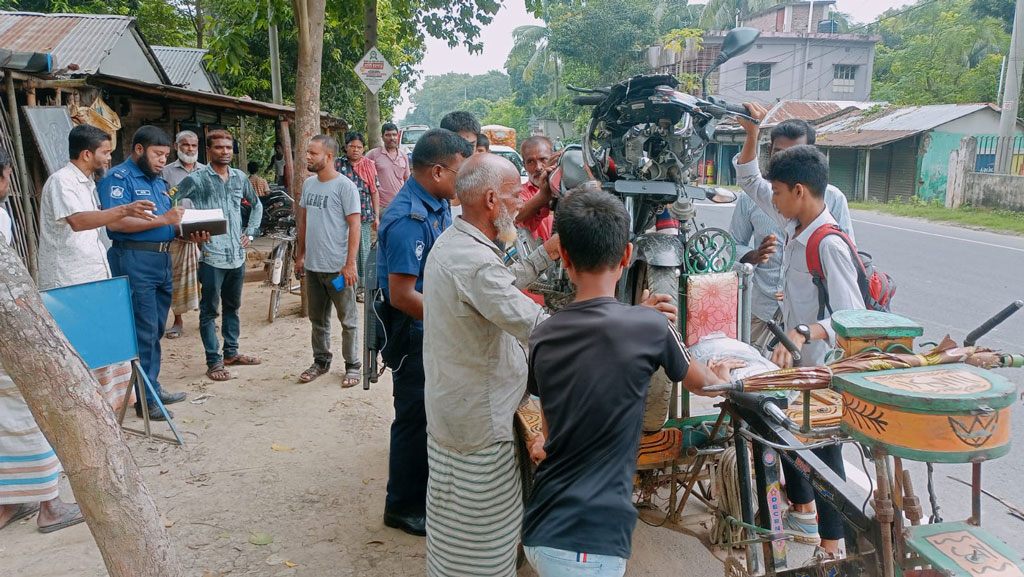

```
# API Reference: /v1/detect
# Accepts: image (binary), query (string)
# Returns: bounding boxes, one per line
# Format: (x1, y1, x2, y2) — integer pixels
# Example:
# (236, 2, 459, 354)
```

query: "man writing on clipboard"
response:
(173, 129, 263, 382)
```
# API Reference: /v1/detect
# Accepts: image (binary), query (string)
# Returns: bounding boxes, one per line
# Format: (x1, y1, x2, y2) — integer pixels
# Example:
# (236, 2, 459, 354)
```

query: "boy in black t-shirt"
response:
(522, 185, 743, 577)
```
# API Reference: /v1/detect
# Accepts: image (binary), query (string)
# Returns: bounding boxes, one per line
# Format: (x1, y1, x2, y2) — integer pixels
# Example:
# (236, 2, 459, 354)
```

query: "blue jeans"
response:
(108, 246, 172, 395)
(198, 262, 245, 367)
(525, 546, 627, 577)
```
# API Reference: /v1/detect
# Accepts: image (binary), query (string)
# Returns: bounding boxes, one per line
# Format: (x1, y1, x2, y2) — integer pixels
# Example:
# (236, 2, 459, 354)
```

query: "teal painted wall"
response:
(917, 131, 970, 202)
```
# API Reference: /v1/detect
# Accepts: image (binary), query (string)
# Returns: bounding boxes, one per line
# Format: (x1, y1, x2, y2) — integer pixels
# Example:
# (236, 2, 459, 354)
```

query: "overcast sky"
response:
(393, 0, 901, 120)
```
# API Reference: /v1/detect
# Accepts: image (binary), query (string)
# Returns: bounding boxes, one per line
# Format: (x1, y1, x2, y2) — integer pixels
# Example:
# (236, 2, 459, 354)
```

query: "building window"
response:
(834, 64, 857, 93)
(746, 63, 772, 92)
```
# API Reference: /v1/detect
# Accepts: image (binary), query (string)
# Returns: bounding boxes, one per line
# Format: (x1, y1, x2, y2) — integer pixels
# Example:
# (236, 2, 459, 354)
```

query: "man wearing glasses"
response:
(375, 128, 474, 536)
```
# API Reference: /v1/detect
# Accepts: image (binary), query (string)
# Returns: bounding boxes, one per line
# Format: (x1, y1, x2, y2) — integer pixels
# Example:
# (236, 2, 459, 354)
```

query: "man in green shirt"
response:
(174, 129, 263, 381)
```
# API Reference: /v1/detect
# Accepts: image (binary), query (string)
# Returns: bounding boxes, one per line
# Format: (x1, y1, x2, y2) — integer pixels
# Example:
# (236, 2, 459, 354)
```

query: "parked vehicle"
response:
(398, 124, 429, 157)
(481, 124, 517, 148)
(490, 145, 528, 184)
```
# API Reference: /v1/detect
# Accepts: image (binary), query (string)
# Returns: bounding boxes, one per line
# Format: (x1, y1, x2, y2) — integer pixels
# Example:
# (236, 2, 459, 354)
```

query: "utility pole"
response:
(995, 0, 1024, 174)
(269, 0, 283, 105)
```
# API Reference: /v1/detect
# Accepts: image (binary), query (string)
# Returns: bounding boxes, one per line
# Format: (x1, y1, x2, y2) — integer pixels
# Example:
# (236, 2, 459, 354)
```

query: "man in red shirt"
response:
(516, 136, 556, 241)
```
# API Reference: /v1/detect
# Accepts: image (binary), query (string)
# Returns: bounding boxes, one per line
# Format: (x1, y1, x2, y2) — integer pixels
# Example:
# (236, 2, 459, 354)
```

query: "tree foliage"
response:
(402, 71, 511, 126)
(871, 0, 1009, 105)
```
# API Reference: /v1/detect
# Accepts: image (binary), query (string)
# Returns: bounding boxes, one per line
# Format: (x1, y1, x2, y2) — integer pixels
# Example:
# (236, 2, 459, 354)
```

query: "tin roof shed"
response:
(0, 11, 168, 83)
(151, 46, 223, 94)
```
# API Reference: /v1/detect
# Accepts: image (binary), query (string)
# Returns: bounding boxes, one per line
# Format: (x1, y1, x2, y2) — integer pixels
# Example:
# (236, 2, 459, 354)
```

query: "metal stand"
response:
(115, 360, 183, 445)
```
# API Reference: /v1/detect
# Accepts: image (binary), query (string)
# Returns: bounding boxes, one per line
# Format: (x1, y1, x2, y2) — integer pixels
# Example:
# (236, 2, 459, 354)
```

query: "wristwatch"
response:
(795, 324, 812, 343)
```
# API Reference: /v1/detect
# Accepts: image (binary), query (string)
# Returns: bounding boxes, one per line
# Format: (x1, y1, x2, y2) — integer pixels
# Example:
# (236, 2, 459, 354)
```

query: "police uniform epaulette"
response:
(111, 170, 126, 179)
(409, 212, 426, 222)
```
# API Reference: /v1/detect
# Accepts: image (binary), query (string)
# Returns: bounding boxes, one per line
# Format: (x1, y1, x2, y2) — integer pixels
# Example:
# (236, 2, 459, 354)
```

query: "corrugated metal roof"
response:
(763, 100, 875, 125)
(0, 12, 133, 75)
(152, 46, 206, 87)
(815, 103, 998, 148)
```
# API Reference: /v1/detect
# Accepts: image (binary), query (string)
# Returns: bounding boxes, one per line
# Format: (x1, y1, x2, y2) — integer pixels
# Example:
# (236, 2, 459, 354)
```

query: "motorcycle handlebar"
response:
(965, 300, 1023, 347)
(766, 320, 801, 364)
(730, 392, 795, 429)
(572, 93, 606, 106)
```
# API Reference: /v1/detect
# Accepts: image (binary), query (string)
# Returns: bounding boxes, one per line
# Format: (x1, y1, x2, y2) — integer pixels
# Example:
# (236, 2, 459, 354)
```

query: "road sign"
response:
(354, 46, 394, 95)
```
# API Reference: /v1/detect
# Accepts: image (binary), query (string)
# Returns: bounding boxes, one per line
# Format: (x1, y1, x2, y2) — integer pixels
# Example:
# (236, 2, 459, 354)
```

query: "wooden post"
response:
(5, 73, 39, 280)
(945, 136, 976, 209)
(863, 148, 871, 201)
(238, 116, 248, 171)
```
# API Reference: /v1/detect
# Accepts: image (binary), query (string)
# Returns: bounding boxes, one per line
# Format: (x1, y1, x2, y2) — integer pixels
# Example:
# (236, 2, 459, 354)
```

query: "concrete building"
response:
(649, 1, 879, 105)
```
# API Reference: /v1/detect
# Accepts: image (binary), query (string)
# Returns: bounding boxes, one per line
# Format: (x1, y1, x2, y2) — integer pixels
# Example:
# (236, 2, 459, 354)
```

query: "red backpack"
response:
(805, 224, 896, 320)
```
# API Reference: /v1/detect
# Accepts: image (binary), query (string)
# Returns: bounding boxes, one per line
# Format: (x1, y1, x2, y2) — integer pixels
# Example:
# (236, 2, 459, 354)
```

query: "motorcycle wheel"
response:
(633, 263, 681, 432)
(267, 244, 284, 323)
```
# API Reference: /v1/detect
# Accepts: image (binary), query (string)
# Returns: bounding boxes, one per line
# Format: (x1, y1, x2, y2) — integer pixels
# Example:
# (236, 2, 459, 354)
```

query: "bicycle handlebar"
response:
(965, 300, 1023, 346)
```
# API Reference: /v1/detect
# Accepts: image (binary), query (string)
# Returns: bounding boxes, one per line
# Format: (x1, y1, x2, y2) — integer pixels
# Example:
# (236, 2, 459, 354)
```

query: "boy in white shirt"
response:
(733, 103, 866, 557)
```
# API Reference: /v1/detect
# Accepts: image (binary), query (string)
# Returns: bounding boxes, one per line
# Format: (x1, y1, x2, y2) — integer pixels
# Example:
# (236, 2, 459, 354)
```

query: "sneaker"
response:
(783, 510, 821, 545)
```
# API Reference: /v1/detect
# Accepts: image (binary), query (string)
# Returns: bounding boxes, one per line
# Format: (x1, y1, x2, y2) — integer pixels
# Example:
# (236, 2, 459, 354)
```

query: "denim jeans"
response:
(198, 262, 245, 367)
(525, 546, 627, 577)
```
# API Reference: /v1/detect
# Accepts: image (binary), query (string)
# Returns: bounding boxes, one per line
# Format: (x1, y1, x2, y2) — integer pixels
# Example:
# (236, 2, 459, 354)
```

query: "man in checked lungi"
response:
(162, 130, 205, 340)
(0, 147, 84, 533)
(422, 152, 559, 576)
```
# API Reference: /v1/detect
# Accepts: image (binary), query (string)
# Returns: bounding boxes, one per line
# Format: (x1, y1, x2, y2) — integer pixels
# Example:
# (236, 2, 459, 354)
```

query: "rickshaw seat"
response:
(903, 521, 1024, 577)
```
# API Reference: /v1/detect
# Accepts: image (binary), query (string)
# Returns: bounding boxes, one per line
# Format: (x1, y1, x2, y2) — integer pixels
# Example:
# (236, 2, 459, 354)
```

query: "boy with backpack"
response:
(733, 105, 867, 557)
(522, 185, 744, 577)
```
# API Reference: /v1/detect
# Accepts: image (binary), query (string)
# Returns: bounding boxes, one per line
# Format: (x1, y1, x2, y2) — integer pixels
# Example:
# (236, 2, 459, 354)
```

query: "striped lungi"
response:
(92, 361, 135, 411)
(0, 370, 60, 505)
(170, 239, 200, 315)
(426, 436, 522, 577)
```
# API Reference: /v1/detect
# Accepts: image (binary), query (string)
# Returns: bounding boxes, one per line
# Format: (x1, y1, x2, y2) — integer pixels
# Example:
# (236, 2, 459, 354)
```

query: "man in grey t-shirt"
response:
(295, 135, 362, 386)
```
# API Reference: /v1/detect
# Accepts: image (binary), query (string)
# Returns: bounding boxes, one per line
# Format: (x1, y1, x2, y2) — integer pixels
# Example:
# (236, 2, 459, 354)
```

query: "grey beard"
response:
(177, 152, 198, 165)
(494, 204, 518, 245)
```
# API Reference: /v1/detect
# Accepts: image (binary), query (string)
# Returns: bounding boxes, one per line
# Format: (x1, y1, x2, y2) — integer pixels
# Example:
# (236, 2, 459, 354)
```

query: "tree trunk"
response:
(0, 242, 183, 577)
(364, 0, 382, 150)
(195, 0, 204, 49)
(290, 0, 327, 204)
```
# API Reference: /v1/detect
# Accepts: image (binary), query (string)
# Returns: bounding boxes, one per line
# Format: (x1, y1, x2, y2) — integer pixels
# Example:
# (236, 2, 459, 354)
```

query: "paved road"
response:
(695, 202, 1024, 552)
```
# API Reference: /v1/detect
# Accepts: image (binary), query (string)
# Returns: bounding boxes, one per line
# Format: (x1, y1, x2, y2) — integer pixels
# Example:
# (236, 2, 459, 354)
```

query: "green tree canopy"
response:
(871, 0, 1008, 105)
(401, 71, 511, 126)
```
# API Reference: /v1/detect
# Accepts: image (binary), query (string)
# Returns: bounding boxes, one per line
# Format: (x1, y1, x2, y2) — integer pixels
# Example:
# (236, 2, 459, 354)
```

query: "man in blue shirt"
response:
(174, 129, 263, 382)
(376, 129, 473, 536)
(99, 126, 188, 421)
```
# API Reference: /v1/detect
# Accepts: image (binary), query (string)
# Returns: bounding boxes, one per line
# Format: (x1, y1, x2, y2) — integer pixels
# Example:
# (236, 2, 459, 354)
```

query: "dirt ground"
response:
(3, 269, 725, 577)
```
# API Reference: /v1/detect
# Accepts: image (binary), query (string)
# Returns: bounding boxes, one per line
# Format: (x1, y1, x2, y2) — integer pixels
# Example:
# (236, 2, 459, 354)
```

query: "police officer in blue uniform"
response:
(99, 126, 188, 421)
(376, 129, 473, 536)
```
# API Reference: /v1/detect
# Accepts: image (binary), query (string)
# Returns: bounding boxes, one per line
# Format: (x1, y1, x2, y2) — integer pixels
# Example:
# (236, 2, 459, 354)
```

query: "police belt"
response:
(113, 240, 172, 253)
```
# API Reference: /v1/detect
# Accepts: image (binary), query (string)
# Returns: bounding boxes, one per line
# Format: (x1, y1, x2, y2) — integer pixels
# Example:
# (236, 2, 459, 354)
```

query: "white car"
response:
(490, 145, 529, 184)
(398, 125, 430, 157)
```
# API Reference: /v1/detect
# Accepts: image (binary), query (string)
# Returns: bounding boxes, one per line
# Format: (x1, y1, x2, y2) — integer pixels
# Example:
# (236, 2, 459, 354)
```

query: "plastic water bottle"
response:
(271, 258, 282, 285)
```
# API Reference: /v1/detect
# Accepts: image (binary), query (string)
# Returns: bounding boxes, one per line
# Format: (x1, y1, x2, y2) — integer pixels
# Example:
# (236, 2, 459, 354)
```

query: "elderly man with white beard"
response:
(421, 153, 559, 576)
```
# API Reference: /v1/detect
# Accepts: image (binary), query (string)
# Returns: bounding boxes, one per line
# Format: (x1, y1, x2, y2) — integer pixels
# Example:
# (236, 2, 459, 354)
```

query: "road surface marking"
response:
(850, 219, 1024, 254)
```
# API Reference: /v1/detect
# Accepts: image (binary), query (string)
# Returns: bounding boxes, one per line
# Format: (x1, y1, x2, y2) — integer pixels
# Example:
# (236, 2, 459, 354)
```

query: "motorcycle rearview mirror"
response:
(720, 27, 760, 61)
(707, 187, 738, 204)
(702, 27, 760, 97)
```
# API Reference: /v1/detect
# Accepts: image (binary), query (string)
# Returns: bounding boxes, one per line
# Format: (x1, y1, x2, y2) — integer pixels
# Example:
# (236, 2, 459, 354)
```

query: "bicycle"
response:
(264, 228, 299, 323)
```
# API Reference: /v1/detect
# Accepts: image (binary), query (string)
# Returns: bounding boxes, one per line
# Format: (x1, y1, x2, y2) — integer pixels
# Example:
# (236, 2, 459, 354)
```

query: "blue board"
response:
(40, 276, 138, 370)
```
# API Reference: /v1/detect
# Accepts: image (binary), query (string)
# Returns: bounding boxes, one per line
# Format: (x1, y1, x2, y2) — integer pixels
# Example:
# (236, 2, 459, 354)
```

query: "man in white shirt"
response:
(36, 125, 156, 412)
(37, 125, 155, 291)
